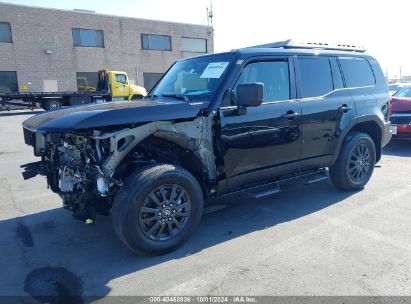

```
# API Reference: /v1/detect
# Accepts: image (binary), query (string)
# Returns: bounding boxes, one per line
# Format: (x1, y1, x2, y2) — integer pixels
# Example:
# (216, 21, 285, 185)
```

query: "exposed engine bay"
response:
(22, 117, 217, 222)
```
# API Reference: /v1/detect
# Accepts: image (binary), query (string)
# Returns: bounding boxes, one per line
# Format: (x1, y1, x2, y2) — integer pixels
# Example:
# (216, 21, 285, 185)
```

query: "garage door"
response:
(0, 71, 18, 93)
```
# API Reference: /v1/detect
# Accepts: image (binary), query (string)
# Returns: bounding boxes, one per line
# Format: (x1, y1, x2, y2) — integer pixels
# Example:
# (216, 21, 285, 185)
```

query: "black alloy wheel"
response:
(329, 132, 376, 191)
(112, 164, 203, 255)
(347, 143, 371, 183)
(139, 184, 192, 241)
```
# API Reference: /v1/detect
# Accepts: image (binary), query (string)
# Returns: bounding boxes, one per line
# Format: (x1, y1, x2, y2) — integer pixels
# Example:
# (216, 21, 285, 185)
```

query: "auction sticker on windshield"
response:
(201, 62, 229, 79)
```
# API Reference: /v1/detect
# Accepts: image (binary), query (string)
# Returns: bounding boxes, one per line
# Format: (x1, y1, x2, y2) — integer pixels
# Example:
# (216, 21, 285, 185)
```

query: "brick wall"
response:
(0, 3, 214, 92)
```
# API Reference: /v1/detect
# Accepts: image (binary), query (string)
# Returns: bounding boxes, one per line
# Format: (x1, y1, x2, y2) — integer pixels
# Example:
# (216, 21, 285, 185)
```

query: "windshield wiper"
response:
(161, 93, 190, 102)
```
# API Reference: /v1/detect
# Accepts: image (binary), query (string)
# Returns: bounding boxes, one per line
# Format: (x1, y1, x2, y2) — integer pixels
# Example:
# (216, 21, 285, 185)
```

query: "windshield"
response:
(388, 84, 400, 91)
(151, 53, 234, 102)
(394, 87, 411, 97)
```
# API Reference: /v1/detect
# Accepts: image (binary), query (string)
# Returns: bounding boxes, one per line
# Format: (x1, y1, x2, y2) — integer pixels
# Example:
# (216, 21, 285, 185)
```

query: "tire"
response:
(329, 132, 376, 191)
(131, 95, 143, 100)
(112, 164, 204, 255)
(44, 99, 62, 111)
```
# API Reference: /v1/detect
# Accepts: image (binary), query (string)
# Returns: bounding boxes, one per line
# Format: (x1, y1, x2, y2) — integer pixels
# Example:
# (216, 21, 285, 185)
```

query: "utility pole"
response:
(399, 65, 402, 82)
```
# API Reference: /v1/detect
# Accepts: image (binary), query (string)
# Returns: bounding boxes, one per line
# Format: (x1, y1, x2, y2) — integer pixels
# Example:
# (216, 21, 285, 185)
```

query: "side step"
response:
(239, 168, 328, 199)
(242, 183, 281, 199)
(303, 169, 329, 185)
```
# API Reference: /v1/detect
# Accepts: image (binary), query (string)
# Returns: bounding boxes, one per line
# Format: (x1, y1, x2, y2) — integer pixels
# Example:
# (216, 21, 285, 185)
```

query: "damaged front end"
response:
(22, 129, 120, 221)
(22, 117, 217, 222)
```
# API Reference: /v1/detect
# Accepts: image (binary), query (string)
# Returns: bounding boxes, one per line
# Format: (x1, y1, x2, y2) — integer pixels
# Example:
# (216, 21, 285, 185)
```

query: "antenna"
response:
(206, 1, 214, 36)
(208, 1, 213, 26)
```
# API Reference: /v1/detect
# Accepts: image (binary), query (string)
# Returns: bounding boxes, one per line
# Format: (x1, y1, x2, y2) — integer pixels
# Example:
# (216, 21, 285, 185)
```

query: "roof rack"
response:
(248, 39, 366, 52)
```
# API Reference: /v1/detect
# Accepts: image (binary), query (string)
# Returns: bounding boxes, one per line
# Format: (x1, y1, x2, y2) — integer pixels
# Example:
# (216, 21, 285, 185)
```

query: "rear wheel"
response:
(112, 164, 204, 255)
(330, 132, 376, 191)
(44, 99, 62, 111)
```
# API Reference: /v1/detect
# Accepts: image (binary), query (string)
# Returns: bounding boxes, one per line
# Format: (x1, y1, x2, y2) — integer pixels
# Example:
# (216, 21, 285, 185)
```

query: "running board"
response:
(242, 183, 281, 199)
(304, 172, 329, 185)
(231, 168, 328, 199)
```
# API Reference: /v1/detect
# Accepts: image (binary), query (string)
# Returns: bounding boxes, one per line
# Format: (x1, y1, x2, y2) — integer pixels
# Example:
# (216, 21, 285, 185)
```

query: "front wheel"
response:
(330, 132, 376, 191)
(131, 95, 143, 100)
(112, 164, 204, 255)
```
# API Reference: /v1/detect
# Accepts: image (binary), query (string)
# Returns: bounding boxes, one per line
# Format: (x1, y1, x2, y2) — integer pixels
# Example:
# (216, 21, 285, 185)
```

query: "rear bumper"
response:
(382, 121, 392, 147)
(392, 124, 411, 140)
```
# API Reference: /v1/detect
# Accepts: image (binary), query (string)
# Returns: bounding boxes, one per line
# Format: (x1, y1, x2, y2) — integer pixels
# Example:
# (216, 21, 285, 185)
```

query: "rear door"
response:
(219, 57, 302, 188)
(295, 56, 356, 169)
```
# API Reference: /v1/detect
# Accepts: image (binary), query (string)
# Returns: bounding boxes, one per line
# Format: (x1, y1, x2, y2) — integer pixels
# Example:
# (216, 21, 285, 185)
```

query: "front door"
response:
(219, 58, 302, 189)
(112, 73, 130, 98)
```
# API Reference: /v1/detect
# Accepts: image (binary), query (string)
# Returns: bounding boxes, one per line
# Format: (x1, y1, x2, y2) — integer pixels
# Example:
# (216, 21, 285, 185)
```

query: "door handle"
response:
(340, 104, 352, 112)
(281, 111, 300, 120)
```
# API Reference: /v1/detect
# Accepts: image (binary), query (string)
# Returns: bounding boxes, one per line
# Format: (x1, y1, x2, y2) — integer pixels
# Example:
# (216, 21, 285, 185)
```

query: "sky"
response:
(3, 0, 410, 79)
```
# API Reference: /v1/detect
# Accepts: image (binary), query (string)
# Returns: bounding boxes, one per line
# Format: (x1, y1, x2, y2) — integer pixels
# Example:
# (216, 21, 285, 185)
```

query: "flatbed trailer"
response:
(0, 69, 147, 111)
(0, 91, 111, 111)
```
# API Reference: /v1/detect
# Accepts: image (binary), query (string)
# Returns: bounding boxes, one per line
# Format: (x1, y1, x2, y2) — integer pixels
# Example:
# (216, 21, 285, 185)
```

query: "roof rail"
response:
(249, 39, 366, 52)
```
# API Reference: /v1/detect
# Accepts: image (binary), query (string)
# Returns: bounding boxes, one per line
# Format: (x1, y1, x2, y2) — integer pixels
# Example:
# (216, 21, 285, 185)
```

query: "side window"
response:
(115, 74, 127, 84)
(234, 61, 290, 104)
(298, 57, 333, 98)
(339, 57, 375, 87)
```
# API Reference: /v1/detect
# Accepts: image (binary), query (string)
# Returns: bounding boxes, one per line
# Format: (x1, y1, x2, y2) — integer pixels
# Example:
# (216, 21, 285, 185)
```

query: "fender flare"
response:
(332, 115, 384, 163)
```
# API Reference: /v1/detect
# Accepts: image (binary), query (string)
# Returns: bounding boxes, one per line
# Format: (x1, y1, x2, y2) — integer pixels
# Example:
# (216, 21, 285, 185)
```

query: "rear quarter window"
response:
(339, 57, 375, 88)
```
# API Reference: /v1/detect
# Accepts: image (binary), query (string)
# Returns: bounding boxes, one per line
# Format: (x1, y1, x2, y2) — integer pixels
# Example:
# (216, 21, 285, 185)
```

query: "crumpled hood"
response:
(391, 97, 411, 113)
(23, 99, 205, 133)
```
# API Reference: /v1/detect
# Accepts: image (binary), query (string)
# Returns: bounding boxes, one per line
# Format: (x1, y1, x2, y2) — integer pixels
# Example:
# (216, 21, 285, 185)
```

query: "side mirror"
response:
(236, 82, 264, 107)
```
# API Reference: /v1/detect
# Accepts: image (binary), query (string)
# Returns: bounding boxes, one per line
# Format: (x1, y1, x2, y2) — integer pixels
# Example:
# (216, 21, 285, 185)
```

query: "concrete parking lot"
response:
(1, 110, 411, 300)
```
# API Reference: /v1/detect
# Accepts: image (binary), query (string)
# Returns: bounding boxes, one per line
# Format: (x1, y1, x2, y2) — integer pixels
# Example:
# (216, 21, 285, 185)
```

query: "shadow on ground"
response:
(0, 110, 43, 117)
(1, 179, 356, 303)
(382, 140, 411, 157)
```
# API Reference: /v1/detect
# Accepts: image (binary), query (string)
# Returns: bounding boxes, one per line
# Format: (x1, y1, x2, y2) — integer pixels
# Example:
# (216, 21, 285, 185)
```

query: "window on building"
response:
(298, 57, 334, 98)
(72, 28, 104, 47)
(143, 73, 164, 91)
(339, 57, 375, 87)
(76, 72, 98, 92)
(0, 22, 12, 43)
(234, 61, 290, 103)
(181, 37, 207, 53)
(141, 34, 171, 51)
(115, 74, 127, 84)
(0, 71, 18, 93)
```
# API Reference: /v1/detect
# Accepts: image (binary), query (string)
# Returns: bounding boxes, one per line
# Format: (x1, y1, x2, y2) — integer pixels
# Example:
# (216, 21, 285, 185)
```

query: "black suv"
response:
(22, 40, 391, 255)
